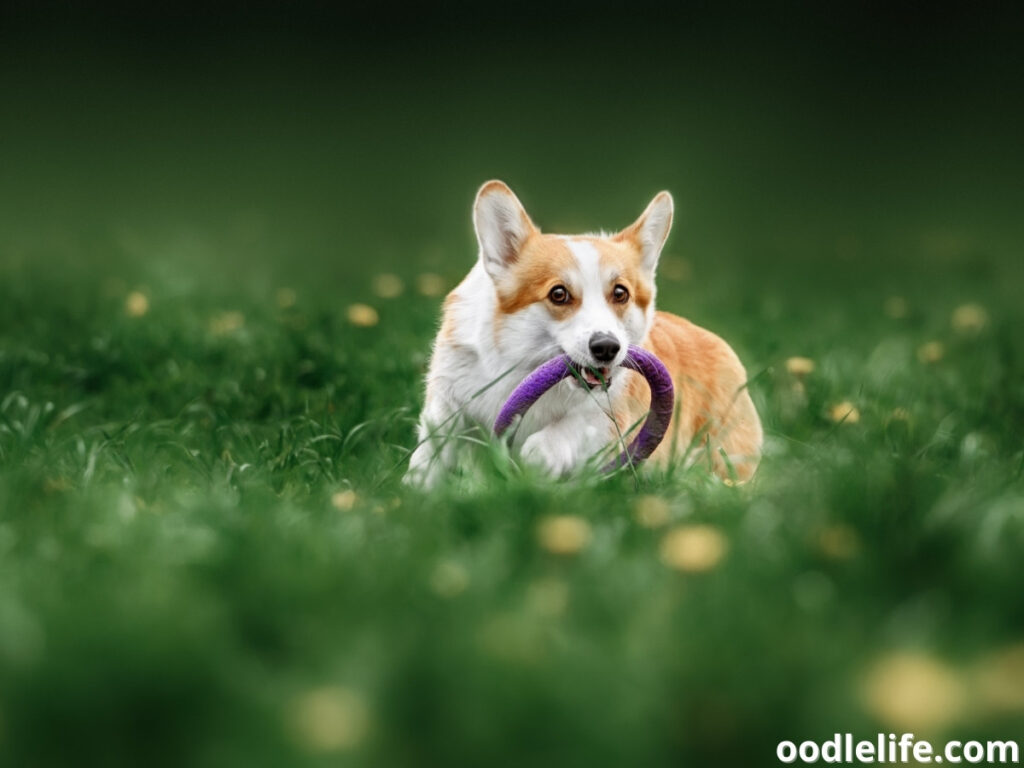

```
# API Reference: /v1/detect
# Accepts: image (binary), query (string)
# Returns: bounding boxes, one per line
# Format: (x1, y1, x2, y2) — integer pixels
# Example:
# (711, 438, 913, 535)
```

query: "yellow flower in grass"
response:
(785, 356, 815, 376)
(372, 273, 404, 299)
(416, 273, 447, 297)
(430, 560, 469, 598)
(209, 310, 244, 336)
(537, 515, 592, 555)
(633, 495, 671, 528)
(124, 290, 149, 317)
(888, 407, 911, 424)
(861, 652, 965, 732)
(817, 524, 860, 560)
(276, 287, 297, 308)
(917, 341, 945, 364)
(346, 303, 379, 327)
(951, 302, 988, 334)
(330, 490, 357, 511)
(289, 686, 370, 753)
(660, 525, 728, 572)
(829, 401, 860, 424)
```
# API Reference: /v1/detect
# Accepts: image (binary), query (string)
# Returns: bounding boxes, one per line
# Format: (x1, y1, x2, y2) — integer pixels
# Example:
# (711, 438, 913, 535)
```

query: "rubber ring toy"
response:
(493, 345, 674, 473)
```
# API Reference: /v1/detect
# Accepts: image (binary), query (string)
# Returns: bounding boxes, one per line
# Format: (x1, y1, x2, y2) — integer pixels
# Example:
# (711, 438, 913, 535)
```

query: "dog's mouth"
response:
(571, 365, 613, 391)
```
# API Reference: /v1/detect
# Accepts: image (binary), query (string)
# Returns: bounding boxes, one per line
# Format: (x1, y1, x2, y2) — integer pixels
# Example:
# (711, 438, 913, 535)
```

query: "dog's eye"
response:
(548, 285, 571, 305)
(612, 284, 630, 303)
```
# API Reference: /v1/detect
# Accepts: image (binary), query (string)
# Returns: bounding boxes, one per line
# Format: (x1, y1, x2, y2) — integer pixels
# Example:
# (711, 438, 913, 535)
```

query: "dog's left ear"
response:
(614, 191, 674, 272)
(474, 180, 537, 281)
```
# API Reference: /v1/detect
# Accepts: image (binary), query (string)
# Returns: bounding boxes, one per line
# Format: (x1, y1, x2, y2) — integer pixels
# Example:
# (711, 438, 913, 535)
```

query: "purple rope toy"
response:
(493, 345, 675, 473)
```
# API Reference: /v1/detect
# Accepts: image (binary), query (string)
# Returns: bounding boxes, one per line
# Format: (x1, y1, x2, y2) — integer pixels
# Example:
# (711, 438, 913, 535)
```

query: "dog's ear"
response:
(474, 180, 537, 280)
(614, 191, 674, 272)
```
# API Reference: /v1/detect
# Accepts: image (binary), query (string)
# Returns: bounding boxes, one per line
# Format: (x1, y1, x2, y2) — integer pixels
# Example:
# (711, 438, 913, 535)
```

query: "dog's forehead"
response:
(517, 234, 574, 270)
(508, 234, 640, 288)
(563, 237, 637, 274)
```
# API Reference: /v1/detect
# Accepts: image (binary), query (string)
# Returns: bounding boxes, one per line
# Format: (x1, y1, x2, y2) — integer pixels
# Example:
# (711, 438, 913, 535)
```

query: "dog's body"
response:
(405, 181, 762, 487)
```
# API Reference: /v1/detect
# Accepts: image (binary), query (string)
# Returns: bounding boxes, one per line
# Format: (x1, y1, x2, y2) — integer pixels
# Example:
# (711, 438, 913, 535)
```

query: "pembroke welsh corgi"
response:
(405, 181, 762, 487)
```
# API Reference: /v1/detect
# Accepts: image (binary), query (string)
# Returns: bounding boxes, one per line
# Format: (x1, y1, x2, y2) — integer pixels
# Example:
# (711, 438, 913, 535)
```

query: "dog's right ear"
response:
(473, 180, 536, 280)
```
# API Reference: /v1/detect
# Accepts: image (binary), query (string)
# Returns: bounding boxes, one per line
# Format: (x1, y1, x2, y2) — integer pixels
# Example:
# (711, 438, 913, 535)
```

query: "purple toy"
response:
(493, 345, 675, 473)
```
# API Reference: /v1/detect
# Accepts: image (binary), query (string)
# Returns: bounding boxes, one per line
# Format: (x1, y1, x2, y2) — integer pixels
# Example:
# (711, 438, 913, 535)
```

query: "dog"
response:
(404, 181, 762, 487)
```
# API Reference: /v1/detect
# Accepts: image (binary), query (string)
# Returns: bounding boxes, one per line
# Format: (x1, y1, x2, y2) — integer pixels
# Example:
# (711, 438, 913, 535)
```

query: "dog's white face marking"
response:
(559, 238, 629, 368)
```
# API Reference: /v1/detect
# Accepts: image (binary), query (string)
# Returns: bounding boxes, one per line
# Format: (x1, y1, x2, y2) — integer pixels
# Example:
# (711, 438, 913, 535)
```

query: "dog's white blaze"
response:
(562, 238, 628, 367)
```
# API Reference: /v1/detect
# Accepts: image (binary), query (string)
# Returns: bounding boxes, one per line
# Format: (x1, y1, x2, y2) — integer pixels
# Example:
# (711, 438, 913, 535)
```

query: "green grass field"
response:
(2, 17, 1024, 766)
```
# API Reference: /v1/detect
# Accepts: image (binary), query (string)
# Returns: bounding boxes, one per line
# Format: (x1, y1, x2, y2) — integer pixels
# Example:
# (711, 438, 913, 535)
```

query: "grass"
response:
(2, 23, 1024, 767)
(3, 215, 1022, 768)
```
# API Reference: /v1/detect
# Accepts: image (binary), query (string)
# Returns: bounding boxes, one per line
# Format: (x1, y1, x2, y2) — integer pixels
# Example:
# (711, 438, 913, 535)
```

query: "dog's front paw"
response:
(520, 431, 578, 477)
(404, 442, 445, 490)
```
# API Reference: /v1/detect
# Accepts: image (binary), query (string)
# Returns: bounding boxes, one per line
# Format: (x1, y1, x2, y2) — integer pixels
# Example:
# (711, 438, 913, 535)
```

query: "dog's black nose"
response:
(588, 332, 621, 363)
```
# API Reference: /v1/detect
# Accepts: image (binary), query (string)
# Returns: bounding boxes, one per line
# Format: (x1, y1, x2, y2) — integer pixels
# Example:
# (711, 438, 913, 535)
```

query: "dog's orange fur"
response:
(619, 312, 762, 481)
(495, 235, 579, 316)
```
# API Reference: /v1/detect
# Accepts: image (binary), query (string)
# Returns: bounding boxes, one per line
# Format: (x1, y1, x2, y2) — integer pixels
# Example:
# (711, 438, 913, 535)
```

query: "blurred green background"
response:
(1, 3, 1022, 766)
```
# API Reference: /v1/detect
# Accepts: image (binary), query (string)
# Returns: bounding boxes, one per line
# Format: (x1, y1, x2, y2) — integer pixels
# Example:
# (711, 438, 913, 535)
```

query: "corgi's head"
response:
(473, 180, 673, 388)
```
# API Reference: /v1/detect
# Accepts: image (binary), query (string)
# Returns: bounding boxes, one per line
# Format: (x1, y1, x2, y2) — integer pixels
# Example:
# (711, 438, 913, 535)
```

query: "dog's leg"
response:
(404, 391, 464, 489)
(709, 385, 763, 483)
(519, 411, 611, 477)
